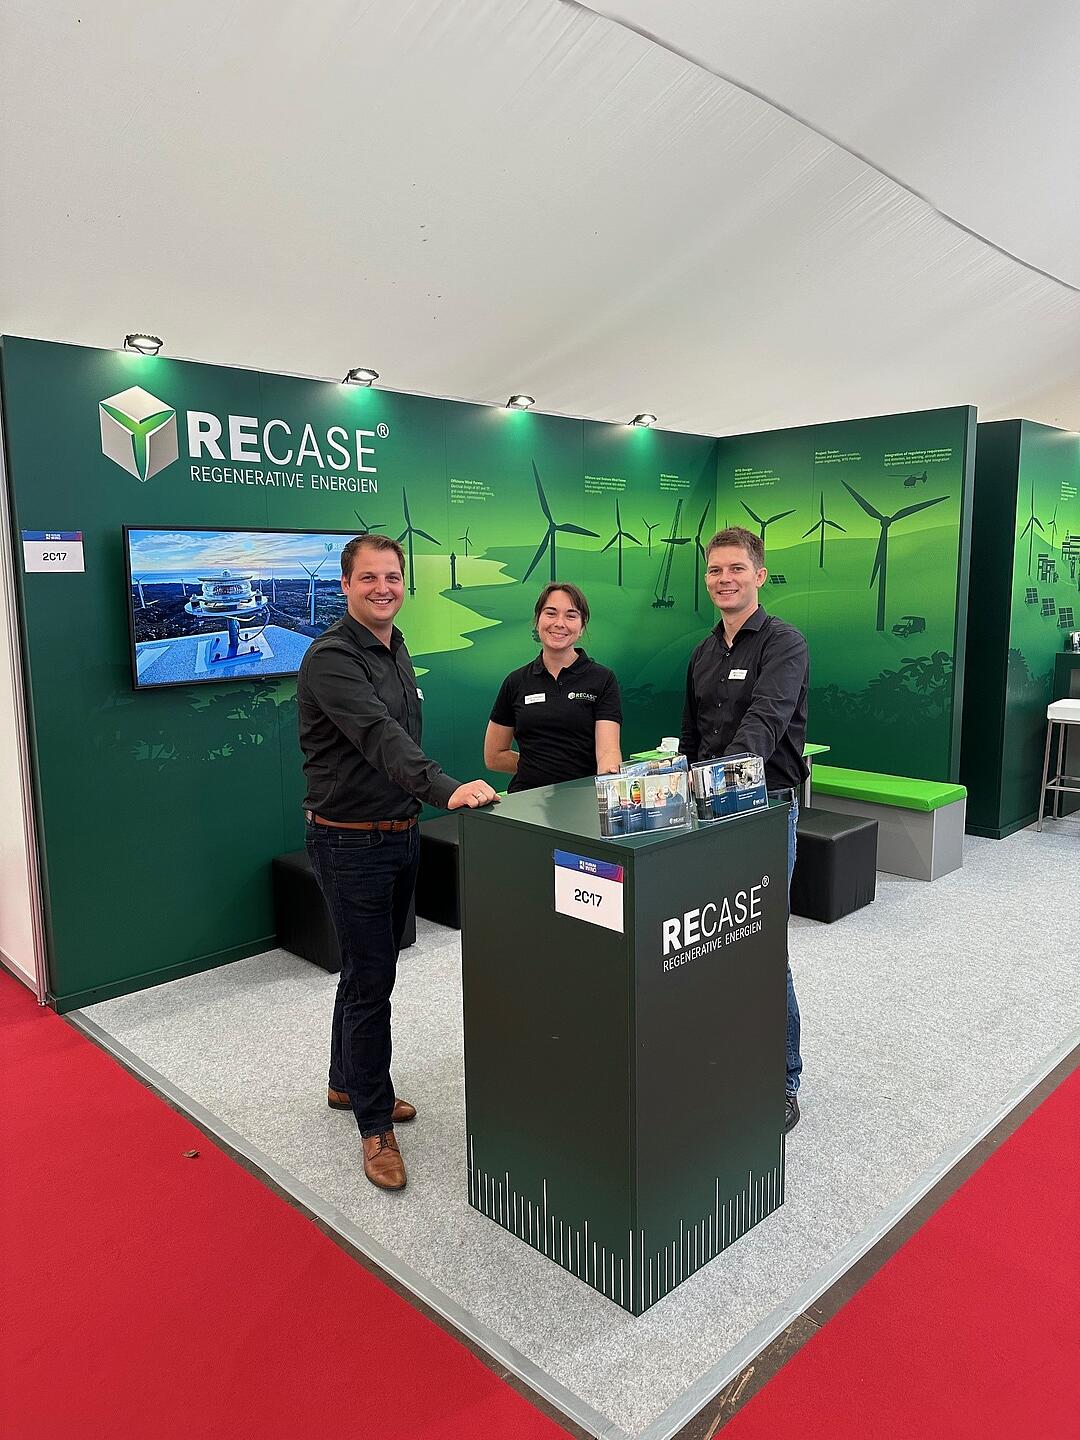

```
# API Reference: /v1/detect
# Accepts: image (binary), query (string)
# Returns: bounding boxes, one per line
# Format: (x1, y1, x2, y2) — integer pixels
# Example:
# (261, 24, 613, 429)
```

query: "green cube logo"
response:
(99, 386, 178, 481)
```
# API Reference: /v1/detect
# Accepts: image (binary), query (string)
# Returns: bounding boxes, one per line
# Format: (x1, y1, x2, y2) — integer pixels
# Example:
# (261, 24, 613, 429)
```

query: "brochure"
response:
(596, 755, 691, 836)
(690, 752, 768, 822)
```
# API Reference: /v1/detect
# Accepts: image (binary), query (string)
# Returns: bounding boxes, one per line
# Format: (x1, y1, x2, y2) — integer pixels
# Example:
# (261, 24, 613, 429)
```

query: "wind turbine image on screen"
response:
(458, 526, 472, 556)
(741, 500, 795, 544)
(600, 499, 641, 587)
(803, 492, 846, 568)
(1018, 480, 1045, 578)
(521, 462, 599, 584)
(299, 553, 329, 626)
(642, 517, 659, 555)
(841, 479, 949, 631)
(396, 486, 440, 596)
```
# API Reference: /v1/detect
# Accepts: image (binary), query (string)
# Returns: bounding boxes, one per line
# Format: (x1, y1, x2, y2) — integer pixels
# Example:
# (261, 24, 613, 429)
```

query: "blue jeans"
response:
(785, 796, 803, 1095)
(306, 822, 419, 1137)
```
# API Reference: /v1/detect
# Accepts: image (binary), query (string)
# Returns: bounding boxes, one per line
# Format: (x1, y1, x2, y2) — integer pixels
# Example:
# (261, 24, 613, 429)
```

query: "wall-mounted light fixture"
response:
(630, 413, 657, 427)
(506, 394, 535, 410)
(123, 334, 163, 355)
(343, 367, 379, 386)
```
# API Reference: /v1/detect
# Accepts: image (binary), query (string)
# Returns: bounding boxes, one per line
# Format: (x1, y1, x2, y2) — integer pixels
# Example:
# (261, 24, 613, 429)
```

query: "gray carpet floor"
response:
(82, 823, 1079, 1439)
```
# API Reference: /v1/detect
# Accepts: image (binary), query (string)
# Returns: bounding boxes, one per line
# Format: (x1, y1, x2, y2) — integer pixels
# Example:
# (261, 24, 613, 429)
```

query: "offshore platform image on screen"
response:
(125, 528, 350, 688)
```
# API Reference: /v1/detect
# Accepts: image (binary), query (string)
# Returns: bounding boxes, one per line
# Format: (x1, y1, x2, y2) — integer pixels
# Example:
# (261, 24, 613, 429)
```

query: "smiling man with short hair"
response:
(680, 525, 809, 1132)
(297, 534, 498, 1191)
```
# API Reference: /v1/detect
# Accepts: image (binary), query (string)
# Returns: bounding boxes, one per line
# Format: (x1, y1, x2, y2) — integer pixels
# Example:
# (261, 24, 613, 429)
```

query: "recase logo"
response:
(661, 876, 768, 971)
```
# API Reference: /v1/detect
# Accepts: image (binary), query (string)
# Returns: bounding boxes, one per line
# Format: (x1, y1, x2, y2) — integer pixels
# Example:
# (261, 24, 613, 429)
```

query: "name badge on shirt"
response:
(729, 669, 748, 680)
(416, 688, 424, 700)
(525, 692, 546, 704)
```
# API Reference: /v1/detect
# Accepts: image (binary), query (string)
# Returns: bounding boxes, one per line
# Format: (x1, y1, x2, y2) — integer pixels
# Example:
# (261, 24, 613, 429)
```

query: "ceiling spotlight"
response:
(124, 333, 163, 355)
(506, 394, 535, 410)
(343, 367, 379, 386)
(630, 413, 657, 427)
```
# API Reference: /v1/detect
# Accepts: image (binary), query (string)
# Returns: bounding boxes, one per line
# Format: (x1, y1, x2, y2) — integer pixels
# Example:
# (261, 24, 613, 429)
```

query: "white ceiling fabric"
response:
(1, 0, 1078, 434)
(585, 0, 1080, 291)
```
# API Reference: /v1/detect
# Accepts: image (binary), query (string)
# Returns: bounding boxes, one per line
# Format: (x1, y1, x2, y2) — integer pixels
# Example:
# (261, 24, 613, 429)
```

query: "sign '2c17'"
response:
(553, 850, 625, 934)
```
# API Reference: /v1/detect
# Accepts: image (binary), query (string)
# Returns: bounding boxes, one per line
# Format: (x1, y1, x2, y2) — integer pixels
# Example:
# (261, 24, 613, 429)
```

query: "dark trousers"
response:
(306, 822, 419, 1137)
(784, 796, 803, 1096)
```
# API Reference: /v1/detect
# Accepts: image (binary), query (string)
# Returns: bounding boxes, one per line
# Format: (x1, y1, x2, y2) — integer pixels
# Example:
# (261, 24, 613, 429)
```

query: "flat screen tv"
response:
(123, 526, 357, 689)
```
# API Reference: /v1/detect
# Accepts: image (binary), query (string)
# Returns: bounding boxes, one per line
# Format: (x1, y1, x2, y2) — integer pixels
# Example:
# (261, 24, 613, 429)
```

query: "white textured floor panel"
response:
(81, 828, 1080, 1439)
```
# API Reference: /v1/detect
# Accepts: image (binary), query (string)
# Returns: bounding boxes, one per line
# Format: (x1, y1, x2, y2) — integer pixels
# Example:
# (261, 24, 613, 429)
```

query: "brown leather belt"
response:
(306, 811, 417, 832)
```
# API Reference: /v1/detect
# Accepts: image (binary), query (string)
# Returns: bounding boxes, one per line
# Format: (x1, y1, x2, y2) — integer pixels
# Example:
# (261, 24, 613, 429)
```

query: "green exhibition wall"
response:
(716, 408, 976, 781)
(1, 336, 975, 1008)
(963, 420, 1080, 836)
(0, 337, 719, 1008)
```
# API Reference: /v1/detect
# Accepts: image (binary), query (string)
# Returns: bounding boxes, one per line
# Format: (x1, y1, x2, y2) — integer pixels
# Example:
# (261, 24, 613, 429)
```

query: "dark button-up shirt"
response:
(680, 606, 809, 792)
(490, 649, 622, 793)
(297, 612, 460, 820)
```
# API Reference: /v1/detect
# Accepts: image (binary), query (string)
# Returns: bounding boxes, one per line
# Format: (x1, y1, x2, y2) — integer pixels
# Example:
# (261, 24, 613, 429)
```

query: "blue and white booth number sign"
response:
(22, 531, 84, 573)
(553, 850, 625, 934)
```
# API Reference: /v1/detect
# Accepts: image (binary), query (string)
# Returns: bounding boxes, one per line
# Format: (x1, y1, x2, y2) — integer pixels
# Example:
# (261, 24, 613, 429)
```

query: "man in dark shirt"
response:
(681, 525, 809, 1133)
(297, 534, 497, 1191)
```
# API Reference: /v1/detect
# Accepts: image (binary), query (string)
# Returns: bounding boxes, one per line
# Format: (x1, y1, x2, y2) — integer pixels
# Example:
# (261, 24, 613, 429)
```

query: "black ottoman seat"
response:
(272, 850, 415, 972)
(790, 807, 877, 923)
(416, 815, 462, 929)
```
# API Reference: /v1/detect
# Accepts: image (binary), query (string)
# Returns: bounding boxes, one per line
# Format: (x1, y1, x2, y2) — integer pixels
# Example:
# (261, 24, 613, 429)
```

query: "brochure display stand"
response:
(460, 778, 790, 1314)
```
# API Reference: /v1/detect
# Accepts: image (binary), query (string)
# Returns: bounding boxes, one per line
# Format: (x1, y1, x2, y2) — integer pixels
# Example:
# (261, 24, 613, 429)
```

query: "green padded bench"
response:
(810, 766, 967, 881)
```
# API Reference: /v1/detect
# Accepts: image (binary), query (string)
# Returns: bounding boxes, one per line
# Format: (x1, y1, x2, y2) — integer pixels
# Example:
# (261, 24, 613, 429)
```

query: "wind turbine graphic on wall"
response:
(655, 500, 691, 609)
(841, 480, 949, 631)
(458, 527, 472, 556)
(689, 501, 712, 612)
(1049, 504, 1059, 552)
(600, 499, 641, 586)
(642, 518, 659, 555)
(521, 462, 599, 583)
(802, 492, 846, 569)
(741, 500, 795, 545)
(353, 510, 383, 536)
(1018, 480, 1045, 578)
(300, 554, 329, 626)
(396, 487, 440, 596)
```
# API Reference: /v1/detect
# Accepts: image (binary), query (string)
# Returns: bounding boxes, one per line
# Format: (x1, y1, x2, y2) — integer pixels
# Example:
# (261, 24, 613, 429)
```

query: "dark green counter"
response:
(460, 778, 790, 1314)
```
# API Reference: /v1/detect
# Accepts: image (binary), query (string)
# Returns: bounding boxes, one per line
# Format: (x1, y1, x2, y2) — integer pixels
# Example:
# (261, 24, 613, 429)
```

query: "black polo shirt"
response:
(680, 606, 809, 792)
(297, 612, 460, 821)
(490, 650, 622, 793)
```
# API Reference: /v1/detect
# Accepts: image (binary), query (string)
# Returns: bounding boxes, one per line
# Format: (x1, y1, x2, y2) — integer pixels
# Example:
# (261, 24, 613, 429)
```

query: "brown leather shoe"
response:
(327, 1089, 416, 1123)
(362, 1130, 406, 1190)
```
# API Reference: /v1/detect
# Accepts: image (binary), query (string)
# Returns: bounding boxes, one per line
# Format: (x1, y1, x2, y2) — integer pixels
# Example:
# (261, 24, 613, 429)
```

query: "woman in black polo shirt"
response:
(484, 583, 622, 792)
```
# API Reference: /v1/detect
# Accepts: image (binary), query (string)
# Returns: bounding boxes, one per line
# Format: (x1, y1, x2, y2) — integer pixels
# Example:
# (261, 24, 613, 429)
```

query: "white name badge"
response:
(22, 530, 85, 573)
(416, 688, 424, 700)
(525, 693, 546, 704)
(553, 850, 625, 934)
(729, 668, 748, 680)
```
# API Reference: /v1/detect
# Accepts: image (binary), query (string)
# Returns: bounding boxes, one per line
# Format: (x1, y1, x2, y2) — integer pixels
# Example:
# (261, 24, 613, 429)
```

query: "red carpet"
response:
(724, 1064, 1080, 1440)
(0, 971, 572, 1440)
